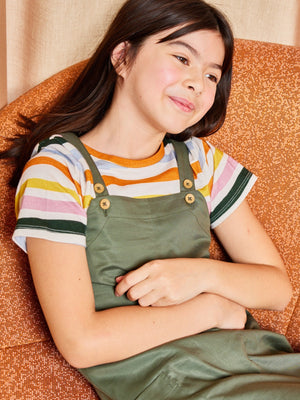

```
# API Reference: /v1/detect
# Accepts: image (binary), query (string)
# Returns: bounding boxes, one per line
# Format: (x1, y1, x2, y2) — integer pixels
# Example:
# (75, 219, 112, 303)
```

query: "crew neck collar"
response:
(83, 141, 165, 168)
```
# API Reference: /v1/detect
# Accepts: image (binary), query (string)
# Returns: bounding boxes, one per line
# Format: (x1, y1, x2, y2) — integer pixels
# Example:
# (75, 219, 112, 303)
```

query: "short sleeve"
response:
(187, 137, 257, 228)
(12, 136, 92, 253)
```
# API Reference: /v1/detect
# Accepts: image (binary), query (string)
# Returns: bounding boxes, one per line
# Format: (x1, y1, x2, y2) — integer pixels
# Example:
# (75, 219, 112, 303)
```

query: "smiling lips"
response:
(169, 96, 195, 112)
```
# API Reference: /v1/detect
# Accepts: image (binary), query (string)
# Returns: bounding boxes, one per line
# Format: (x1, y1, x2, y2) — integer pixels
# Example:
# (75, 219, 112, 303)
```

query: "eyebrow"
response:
(168, 40, 223, 70)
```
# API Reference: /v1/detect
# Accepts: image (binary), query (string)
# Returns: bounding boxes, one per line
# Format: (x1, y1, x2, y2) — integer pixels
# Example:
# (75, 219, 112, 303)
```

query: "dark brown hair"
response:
(1, 0, 234, 187)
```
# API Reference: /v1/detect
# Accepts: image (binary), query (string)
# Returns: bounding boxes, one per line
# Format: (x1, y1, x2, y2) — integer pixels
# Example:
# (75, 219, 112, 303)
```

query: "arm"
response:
(115, 200, 292, 310)
(208, 200, 292, 309)
(27, 237, 246, 369)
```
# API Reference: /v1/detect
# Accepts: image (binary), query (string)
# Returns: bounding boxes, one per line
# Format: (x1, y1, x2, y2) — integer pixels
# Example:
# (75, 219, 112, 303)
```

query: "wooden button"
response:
(185, 193, 195, 204)
(100, 199, 110, 210)
(183, 179, 193, 189)
(94, 183, 105, 194)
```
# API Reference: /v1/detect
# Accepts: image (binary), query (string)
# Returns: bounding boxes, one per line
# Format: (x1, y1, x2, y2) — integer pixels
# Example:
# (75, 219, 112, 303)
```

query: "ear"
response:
(111, 41, 130, 77)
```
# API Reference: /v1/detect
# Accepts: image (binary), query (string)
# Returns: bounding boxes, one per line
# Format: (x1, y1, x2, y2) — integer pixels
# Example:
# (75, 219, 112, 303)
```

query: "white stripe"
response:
(107, 180, 180, 197)
(13, 229, 86, 253)
(17, 208, 87, 223)
(94, 157, 178, 181)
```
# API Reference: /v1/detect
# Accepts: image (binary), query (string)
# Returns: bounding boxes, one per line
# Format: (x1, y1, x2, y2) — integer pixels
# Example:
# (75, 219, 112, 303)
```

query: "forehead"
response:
(143, 27, 225, 64)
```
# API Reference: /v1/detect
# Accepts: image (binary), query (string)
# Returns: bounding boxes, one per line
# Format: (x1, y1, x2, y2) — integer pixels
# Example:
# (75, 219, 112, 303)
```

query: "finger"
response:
(115, 275, 124, 283)
(114, 266, 150, 296)
(126, 279, 154, 302)
(137, 290, 162, 307)
(151, 297, 178, 307)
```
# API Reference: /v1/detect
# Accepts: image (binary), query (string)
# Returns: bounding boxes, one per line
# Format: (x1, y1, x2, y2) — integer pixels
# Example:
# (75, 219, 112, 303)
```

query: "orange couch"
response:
(0, 39, 299, 399)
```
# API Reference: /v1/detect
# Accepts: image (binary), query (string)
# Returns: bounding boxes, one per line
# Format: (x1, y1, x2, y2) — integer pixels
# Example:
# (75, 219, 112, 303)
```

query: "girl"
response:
(2, 0, 300, 398)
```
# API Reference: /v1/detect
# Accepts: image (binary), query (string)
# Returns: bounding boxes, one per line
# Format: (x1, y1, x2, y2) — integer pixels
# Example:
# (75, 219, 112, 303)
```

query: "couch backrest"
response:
(209, 40, 299, 349)
(0, 61, 98, 399)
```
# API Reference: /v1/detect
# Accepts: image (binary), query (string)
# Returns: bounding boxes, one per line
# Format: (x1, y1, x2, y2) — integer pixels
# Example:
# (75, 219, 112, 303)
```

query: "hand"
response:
(115, 259, 204, 307)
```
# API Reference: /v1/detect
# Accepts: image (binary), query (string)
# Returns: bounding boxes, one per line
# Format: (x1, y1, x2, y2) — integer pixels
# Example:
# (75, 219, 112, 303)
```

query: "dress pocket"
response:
(136, 371, 179, 400)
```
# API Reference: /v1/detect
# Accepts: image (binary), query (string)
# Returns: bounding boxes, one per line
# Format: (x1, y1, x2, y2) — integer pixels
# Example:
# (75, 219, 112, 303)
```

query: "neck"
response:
(82, 89, 165, 160)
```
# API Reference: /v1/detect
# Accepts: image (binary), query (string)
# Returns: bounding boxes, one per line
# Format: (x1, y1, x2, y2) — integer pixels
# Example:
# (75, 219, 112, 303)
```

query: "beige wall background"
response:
(1, 0, 299, 109)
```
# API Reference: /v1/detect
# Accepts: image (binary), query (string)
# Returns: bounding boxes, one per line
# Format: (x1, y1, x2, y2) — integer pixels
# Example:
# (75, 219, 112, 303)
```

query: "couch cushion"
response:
(0, 61, 87, 350)
(209, 40, 300, 350)
(0, 340, 98, 399)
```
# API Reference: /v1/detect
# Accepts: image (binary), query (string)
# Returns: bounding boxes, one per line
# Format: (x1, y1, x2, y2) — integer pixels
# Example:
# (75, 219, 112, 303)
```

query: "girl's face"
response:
(115, 27, 225, 136)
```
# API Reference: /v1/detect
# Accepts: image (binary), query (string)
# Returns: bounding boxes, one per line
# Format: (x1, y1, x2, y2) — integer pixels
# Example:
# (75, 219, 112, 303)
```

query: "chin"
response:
(164, 120, 199, 136)
(165, 125, 191, 136)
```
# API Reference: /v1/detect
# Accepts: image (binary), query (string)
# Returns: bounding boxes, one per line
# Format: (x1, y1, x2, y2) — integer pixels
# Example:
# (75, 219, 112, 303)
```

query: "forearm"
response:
(200, 258, 292, 310)
(209, 200, 293, 310)
(115, 256, 292, 310)
(66, 293, 218, 368)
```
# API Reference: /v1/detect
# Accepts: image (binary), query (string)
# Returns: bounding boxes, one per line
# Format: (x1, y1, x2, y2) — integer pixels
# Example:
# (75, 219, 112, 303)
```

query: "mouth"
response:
(169, 96, 195, 113)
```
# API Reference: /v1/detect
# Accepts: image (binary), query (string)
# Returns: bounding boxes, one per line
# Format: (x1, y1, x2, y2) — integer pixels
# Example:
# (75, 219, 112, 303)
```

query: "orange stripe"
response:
(24, 156, 88, 197)
(202, 140, 210, 155)
(102, 167, 179, 187)
(191, 160, 202, 178)
(84, 142, 165, 168)
(84, 168, 94, 185)
(202, 140, 210, 165)
(207, 175, 213, 195)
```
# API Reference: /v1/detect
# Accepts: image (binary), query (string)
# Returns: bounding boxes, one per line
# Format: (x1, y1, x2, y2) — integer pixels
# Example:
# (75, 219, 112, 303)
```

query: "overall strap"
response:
(62, 132, 109, 196)
(169, 139, 196, 191)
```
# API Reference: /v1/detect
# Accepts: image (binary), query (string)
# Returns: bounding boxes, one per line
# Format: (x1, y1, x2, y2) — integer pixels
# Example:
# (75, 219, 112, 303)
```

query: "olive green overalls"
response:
(63, 133, 300, 400)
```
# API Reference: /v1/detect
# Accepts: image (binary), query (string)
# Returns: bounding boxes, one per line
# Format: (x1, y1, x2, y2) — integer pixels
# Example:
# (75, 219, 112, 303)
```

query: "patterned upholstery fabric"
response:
(209, 40, 299, 349)
(0, 40, 299, 399)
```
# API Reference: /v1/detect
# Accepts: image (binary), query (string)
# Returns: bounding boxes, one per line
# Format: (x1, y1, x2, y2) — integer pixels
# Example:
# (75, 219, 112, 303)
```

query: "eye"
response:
(174, 55, 189, 65)
(205, 73, 219, 84)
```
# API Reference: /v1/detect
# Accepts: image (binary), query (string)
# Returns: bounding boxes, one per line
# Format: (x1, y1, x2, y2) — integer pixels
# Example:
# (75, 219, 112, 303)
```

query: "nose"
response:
(184, 70, 204, 96)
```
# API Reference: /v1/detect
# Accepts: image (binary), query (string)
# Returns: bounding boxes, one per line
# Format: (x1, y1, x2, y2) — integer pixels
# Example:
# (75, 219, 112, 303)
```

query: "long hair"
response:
(1, 0, 234, 187)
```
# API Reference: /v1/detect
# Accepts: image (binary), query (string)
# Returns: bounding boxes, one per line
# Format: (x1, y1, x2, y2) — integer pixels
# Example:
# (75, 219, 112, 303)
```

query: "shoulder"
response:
(183, 137, 257, 228)
(183, 136, 222, 172)
(22, 134, 93, 189)
(33, 134, 88, 174)
(16, 134, 94, 213)
(14, 135, 92, 252)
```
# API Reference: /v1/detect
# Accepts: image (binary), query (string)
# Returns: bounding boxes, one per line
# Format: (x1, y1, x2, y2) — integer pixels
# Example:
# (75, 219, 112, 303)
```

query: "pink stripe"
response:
(210, 157, 238, 201)
(20, 195, 86, 217)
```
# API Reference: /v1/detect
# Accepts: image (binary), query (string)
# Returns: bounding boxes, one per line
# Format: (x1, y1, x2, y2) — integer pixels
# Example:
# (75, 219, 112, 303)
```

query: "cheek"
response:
(204, 87, 217, 110)
(152, 66, 181, 89)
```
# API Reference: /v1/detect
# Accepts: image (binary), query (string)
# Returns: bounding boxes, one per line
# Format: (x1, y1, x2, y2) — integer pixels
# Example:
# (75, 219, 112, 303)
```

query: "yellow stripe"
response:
(24, 156, 88, 198)
(134, 193, 169, 199)
(213, 147, 223, 171)
(15, 178, 82, 217)
(198, 179, 212, 198)
(82, 194, 93, 209)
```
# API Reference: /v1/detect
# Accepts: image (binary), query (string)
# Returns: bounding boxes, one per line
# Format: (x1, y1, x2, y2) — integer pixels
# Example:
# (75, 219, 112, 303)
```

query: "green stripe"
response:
(38, 136, 68, 152)
(16, 218, 85, 236)
(210, 168, 253, 225)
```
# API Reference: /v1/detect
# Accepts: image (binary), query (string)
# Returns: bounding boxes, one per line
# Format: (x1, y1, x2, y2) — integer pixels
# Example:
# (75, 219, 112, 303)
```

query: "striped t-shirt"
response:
(13, 135, 257, 252)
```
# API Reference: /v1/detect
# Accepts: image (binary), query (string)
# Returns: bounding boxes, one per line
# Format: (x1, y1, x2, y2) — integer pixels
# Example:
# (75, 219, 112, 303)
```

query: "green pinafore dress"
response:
(63, 133, 300, 400)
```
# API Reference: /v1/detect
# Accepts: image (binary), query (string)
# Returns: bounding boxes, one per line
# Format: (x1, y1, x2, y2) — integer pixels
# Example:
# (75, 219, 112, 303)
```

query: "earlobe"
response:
(111, 41, 129, 77)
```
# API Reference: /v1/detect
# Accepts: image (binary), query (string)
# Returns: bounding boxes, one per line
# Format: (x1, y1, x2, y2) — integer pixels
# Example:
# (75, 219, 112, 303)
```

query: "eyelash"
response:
(174, 55, 189, 65)
(205, 74, 218, 84)
(174, 55, 219, 84)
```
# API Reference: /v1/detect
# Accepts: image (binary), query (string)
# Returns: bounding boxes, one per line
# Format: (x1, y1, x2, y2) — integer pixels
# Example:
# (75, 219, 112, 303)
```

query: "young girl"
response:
(2, 0, 300, 398)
